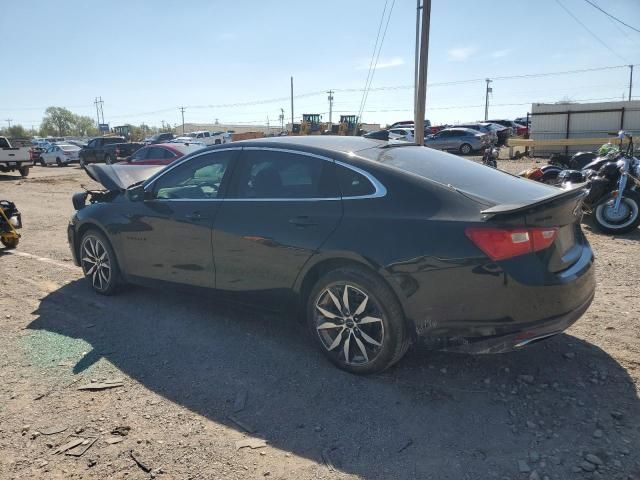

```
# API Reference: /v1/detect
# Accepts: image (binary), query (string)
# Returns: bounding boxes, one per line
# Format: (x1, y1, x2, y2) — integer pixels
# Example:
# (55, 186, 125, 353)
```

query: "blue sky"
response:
(1, 0, 638, 129)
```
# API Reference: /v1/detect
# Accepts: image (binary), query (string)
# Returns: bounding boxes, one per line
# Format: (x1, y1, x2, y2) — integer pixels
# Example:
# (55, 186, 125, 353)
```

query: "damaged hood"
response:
(84, 164, 164, 191)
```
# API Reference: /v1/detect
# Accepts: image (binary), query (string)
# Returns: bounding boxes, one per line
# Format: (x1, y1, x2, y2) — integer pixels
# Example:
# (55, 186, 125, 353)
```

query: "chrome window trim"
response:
(143, 145, 387, 202)
(143, 147, 241, 190)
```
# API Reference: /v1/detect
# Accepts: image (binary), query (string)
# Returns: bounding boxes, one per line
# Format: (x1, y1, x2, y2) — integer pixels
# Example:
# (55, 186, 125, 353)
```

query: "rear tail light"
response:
(465, 227, 558, 261)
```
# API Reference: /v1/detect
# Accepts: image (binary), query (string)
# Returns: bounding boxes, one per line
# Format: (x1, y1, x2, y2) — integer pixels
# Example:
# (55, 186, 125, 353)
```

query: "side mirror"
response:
(127, 184, 151, 202)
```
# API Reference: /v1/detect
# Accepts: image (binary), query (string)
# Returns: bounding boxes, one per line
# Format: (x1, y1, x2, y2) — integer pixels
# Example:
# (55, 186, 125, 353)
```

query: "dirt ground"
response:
(0, 158, 639, 480)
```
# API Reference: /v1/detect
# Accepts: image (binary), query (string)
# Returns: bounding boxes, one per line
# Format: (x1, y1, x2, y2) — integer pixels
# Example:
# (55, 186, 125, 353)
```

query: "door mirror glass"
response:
(127, 184, 147, 202)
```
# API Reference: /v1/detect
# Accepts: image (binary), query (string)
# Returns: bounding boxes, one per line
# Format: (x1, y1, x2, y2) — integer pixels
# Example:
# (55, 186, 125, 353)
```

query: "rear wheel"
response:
(307, 266, 409, 374)
(56, 157, 62, 167)
(593, 190, 640, 234)
(79, 230, 120, 295)
(18, 166, 30, 177)
(459, 143, 472, 155)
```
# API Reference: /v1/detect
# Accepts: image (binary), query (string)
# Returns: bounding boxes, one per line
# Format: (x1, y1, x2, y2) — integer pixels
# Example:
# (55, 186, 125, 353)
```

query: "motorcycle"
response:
(482, 145, 499, 168)
(559, 131, 640, 234)
(520, 144, 618, 185)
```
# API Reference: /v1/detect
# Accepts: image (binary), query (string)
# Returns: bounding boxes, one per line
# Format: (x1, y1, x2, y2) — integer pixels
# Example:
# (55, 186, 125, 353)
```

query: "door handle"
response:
(185, 211, 203, 221)
(289, 215, 317, 227)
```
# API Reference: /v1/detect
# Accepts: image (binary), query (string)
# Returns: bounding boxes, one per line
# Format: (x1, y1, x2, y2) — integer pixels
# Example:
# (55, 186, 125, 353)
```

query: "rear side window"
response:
(161, 148, 177, 159)
(229, 150, 338, 199)
(336, 164, 375, 197)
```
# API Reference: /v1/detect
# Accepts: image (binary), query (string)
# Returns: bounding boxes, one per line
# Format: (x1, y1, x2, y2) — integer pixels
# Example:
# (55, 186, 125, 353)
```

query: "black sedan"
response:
(68, 137, 595, 374)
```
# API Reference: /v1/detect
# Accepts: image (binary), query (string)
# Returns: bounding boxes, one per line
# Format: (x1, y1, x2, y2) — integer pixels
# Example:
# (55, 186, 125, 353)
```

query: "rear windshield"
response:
(357, 145, 559, 205)
(60, 145, 78, 151)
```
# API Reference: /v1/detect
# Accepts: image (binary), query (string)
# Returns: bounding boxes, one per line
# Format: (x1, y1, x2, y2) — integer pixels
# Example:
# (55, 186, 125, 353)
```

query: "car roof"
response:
(440, 127, 477, 134)
(236, 136, 386, 154)
(153, 142, 203, 155)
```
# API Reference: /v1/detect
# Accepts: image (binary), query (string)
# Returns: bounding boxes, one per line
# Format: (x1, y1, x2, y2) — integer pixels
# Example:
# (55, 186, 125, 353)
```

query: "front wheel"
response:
(79, 230, 121, 295)
(104, 154, 113, 165)
(459, 143, 472, 155)
(593, 190, 640, 234)
(56, 158, 62, 167)
(307, 266, 410, 374)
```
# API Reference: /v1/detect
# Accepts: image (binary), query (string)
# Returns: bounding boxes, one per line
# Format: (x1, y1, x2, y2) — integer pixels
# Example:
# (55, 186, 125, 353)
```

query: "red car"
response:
(117, 143, 204, 166)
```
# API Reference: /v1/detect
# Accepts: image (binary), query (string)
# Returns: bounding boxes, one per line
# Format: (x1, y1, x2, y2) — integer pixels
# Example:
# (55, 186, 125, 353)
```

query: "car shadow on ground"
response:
(28, 280, 639, 478)
(0, 173, 26, 181)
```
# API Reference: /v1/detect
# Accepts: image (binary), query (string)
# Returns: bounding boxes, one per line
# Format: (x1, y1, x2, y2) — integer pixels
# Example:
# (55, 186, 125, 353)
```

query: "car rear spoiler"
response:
(481, 185, 588, 217)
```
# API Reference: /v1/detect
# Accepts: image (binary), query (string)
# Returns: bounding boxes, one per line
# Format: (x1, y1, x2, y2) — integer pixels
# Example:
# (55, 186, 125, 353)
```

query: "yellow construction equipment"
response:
(297, 114, 325, 135)
(338, 115, 362, 136)
(0, 200, 21, 249)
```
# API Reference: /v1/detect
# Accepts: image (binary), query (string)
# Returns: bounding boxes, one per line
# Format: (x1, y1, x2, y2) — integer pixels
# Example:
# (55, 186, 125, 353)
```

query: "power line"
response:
(583, 0, 640, 34)
(555, 0, 628, 62)
(357, 0, 389, 122)
(361, 0, 396, 123)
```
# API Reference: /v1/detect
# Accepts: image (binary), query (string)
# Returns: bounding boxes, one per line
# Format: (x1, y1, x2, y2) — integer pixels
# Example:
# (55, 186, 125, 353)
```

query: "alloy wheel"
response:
(314, 283, 385, 366)
(81, 235, 112, 291)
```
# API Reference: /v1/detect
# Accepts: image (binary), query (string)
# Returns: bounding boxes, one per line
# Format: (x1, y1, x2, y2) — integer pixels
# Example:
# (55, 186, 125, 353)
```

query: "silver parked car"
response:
(424, 128, 489, 155)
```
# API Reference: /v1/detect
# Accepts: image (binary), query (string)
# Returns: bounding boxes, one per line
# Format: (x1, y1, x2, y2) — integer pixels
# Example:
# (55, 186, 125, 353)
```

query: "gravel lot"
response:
(0, 159, 639, 480)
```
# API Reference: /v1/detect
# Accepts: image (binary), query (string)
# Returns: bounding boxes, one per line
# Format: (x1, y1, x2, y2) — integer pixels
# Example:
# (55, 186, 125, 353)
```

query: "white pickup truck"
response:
(0, 136, 31, 177)
(186, 130, 229, 145)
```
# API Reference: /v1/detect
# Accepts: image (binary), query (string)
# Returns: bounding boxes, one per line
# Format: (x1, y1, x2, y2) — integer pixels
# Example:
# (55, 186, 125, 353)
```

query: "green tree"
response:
(41, 106, 75, 136)
(73, 115, 98, 137)
(1, 124, 29, 138)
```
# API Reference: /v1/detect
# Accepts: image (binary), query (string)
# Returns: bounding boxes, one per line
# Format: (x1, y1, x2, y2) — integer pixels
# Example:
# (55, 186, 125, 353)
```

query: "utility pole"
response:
(5, 119, 12, 129)
(484, 79, 492, 121)
(413, 0, 421, 115)
(629, 65, 634, 102)
(414, 0, 431, 145)
(267, 116, 270, 135)
(327, 90, 334, 128)
(290, 76, 294, 131)
(94, 97, 100, 129)
(279, 108, 285, 132)
(179, 106, 186, 134)
(99, 97, 104, 124)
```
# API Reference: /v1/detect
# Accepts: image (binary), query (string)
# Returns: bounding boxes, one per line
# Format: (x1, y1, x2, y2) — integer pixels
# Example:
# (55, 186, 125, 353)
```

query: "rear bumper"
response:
(400, 241, 596, 352)
(433, 289, 594, 353)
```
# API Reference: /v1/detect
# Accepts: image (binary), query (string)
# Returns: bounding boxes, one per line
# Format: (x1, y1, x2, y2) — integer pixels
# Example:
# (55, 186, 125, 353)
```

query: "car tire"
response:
(40, 158, 46, 166)
(104, 154, 113, 165)
(459, 143, 472, 155)
(18, 166, 30, 177)
(79, 229, 121, 295)
(56, 158, 62, 167)
(306, 265, 410, 374)
(79, 157, 85, 168)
